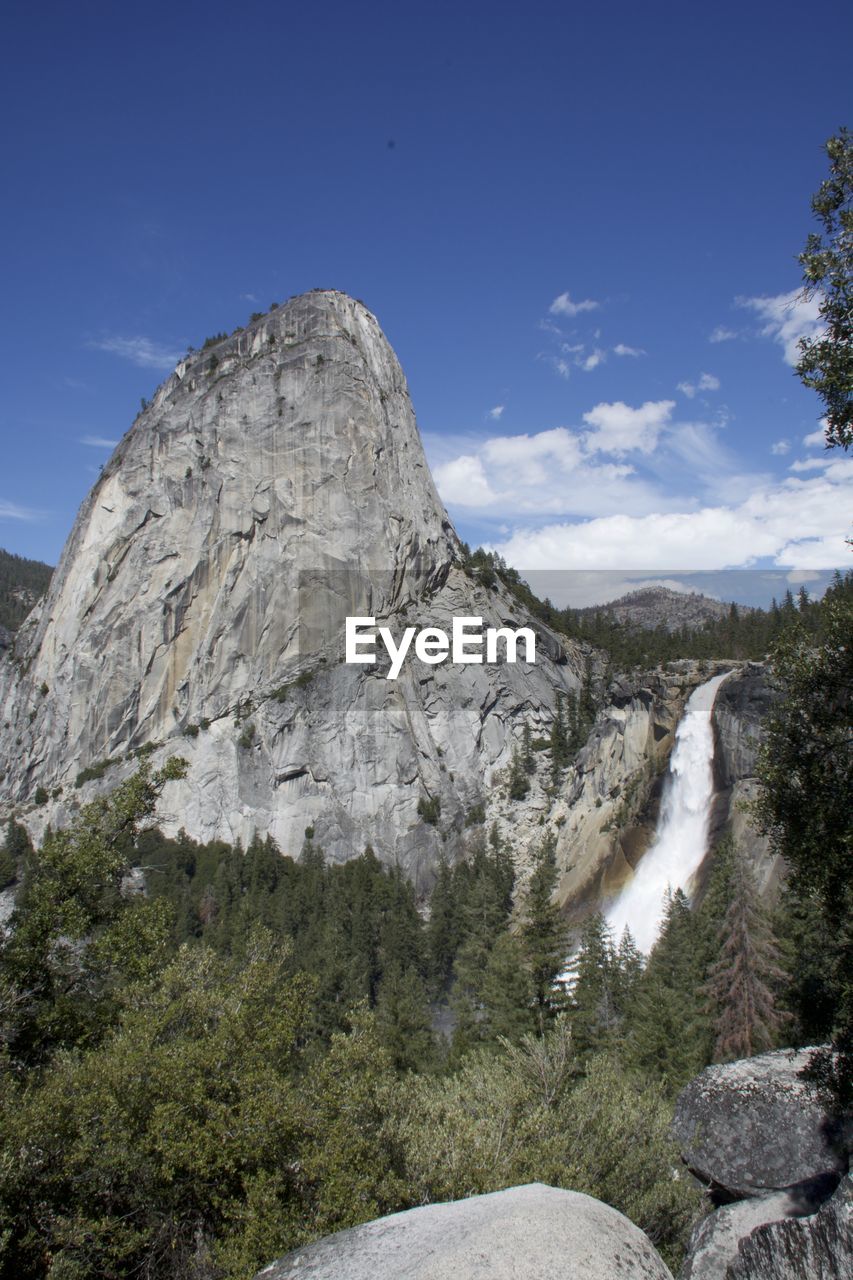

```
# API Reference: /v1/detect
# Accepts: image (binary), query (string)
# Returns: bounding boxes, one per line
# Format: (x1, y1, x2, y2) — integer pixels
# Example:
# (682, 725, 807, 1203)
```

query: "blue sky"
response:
(1, 0, 850, 601)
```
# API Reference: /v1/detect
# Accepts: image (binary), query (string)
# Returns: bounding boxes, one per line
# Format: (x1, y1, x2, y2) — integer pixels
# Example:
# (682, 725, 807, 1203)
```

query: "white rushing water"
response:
(606, 670, 731, 953)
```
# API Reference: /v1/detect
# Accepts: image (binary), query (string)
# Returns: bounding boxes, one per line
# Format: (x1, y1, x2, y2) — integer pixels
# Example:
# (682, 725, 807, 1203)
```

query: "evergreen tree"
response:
(507, 745, 530, 800)
(628, 889, 708, 1090)
(570, 913, 618, 1058)
(522, 722, 535, 775)
(478, 931, 534, 1043)
(520, 832, 567, 1033)
(376, 962, 435, 1071)
(425, 858, 459, 995)
(0, 819, 31, 889)
(703, 849, 789, 1062)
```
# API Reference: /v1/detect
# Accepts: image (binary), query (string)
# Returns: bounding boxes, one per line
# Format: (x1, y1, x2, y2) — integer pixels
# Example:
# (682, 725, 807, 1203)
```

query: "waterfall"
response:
(606, 670, 731, 954)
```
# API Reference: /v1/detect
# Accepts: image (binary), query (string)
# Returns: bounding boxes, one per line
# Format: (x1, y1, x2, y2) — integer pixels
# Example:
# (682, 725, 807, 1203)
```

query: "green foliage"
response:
(520, 832, 567, 1032)
(0, 935, 317, 1279)
(416, 794, 440, 825)
(754, 572, 853, 1105)
(506, 744, 530, 800)
(0, 547, 53, 632)
(75, 758, 114, 788)
(796, 127, 853, 449)
(702, 846, 789, 1061)
(238, 721, 256, 749)
(393, 1027, 701, 1271)
(0, 819, 31, 889)
(626, 889, 709, 1092)
(271, 669, 314, 701)
(33, 785, 48, 806)
(0, 758, 187, 1067)
(201, 332, 227, 349)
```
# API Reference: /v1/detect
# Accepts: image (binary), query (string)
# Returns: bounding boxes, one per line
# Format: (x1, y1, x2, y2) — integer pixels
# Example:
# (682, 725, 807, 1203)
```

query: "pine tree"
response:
(479, 931, 534, 1043)
(703, 849, 789, 1062)
(628, 889, 708, 1090)
(522, 722, 535, 775)
(570, 913, 618, 1058)
(520, 832, 567, 1033)
(507, 745, 530, 800)
(426, 858, 459, 995)
(376, 961, 435, 1070)
(0, 819, 31, 889)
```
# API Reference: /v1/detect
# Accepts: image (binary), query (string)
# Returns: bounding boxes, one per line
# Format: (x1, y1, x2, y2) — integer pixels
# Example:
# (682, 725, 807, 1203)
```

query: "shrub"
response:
(34, 786, 49, 806)
(75, 759, 113, 788)
(417, 796, 441, 826)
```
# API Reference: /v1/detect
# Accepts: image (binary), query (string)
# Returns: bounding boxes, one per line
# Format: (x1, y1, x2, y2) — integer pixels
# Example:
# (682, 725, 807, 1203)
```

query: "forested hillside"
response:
(0, 548, 53, 632)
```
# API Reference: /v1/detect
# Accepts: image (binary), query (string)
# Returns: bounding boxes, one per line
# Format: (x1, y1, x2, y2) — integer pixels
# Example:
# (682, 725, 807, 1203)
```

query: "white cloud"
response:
(431, 423, 663, 519)
(487, 405, 505, 420)
(491, 468, 851, 571)
(678, 372, 720, 399)
(549, 291, 599, 318)
(770, 440, 790, 456)
(582, 400, 675, 456)
(89, 335, 183, 370)
(582, 349, 606, 372)
(431, 454, 497, 507)
(613, 343, 645, 357)
(738, 288, 824, 366)
(79, 435, 119, 448)
(710, 326, 737, 343)
(803, 426, 827, 447)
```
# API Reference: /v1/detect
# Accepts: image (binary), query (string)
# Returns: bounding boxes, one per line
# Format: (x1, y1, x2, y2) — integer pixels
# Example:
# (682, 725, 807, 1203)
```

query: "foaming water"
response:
(606, 670, 731, 953)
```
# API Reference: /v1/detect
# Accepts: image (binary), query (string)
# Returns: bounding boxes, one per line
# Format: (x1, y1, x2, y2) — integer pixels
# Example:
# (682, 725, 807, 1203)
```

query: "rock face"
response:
(680, 1190, 817, 1279)
(254, 1183, 674, 1280)
(726, 1174, 852, 1280)
(707, 663, 783, 897)
(0, 292, 581, 876)
(672, 1049, 848, 1201)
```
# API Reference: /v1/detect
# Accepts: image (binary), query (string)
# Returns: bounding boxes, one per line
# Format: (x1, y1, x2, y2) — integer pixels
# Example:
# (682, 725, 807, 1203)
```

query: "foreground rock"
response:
(727, 1174, 852, 1279)
(679, 1190, 816, 1279)
(673, 1048, 847, 1200)
(255, 1183, 674, 1279)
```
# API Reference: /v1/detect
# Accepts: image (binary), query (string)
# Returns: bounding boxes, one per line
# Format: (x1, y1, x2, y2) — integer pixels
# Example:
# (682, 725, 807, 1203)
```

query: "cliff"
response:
(0, 292, 581, 878)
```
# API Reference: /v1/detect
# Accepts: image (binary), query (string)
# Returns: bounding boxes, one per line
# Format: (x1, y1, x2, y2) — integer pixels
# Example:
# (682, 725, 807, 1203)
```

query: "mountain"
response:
(0, 548, 53, 635)
(580, 586, 742, 633)
(0, 291, 583, 881)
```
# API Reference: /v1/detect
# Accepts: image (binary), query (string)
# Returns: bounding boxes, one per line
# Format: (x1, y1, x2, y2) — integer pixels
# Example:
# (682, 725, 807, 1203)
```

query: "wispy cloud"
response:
(582, 349, 606, 372)
(549, 290, 599, 318)
(487, 405, 505, 420)
(79, 435, 119, 448)
(613, 343, 645, 358)
(677, 372, 720, 399)
(738, 289, 824, 366)
(89, 335, 183, 370)
(770, 440, 790, 456)
(0, 500, 41, 522)
(709, 325, 737, 343)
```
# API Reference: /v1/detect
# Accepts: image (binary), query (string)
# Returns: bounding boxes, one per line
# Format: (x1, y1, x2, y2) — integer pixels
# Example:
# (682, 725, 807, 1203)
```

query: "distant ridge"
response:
(579, 585, 746, 633)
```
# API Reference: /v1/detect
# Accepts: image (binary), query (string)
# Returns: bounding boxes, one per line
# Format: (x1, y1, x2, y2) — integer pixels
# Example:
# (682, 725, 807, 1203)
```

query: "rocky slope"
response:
(0, 291, 582, 879)
(579, 586, 740, 633)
